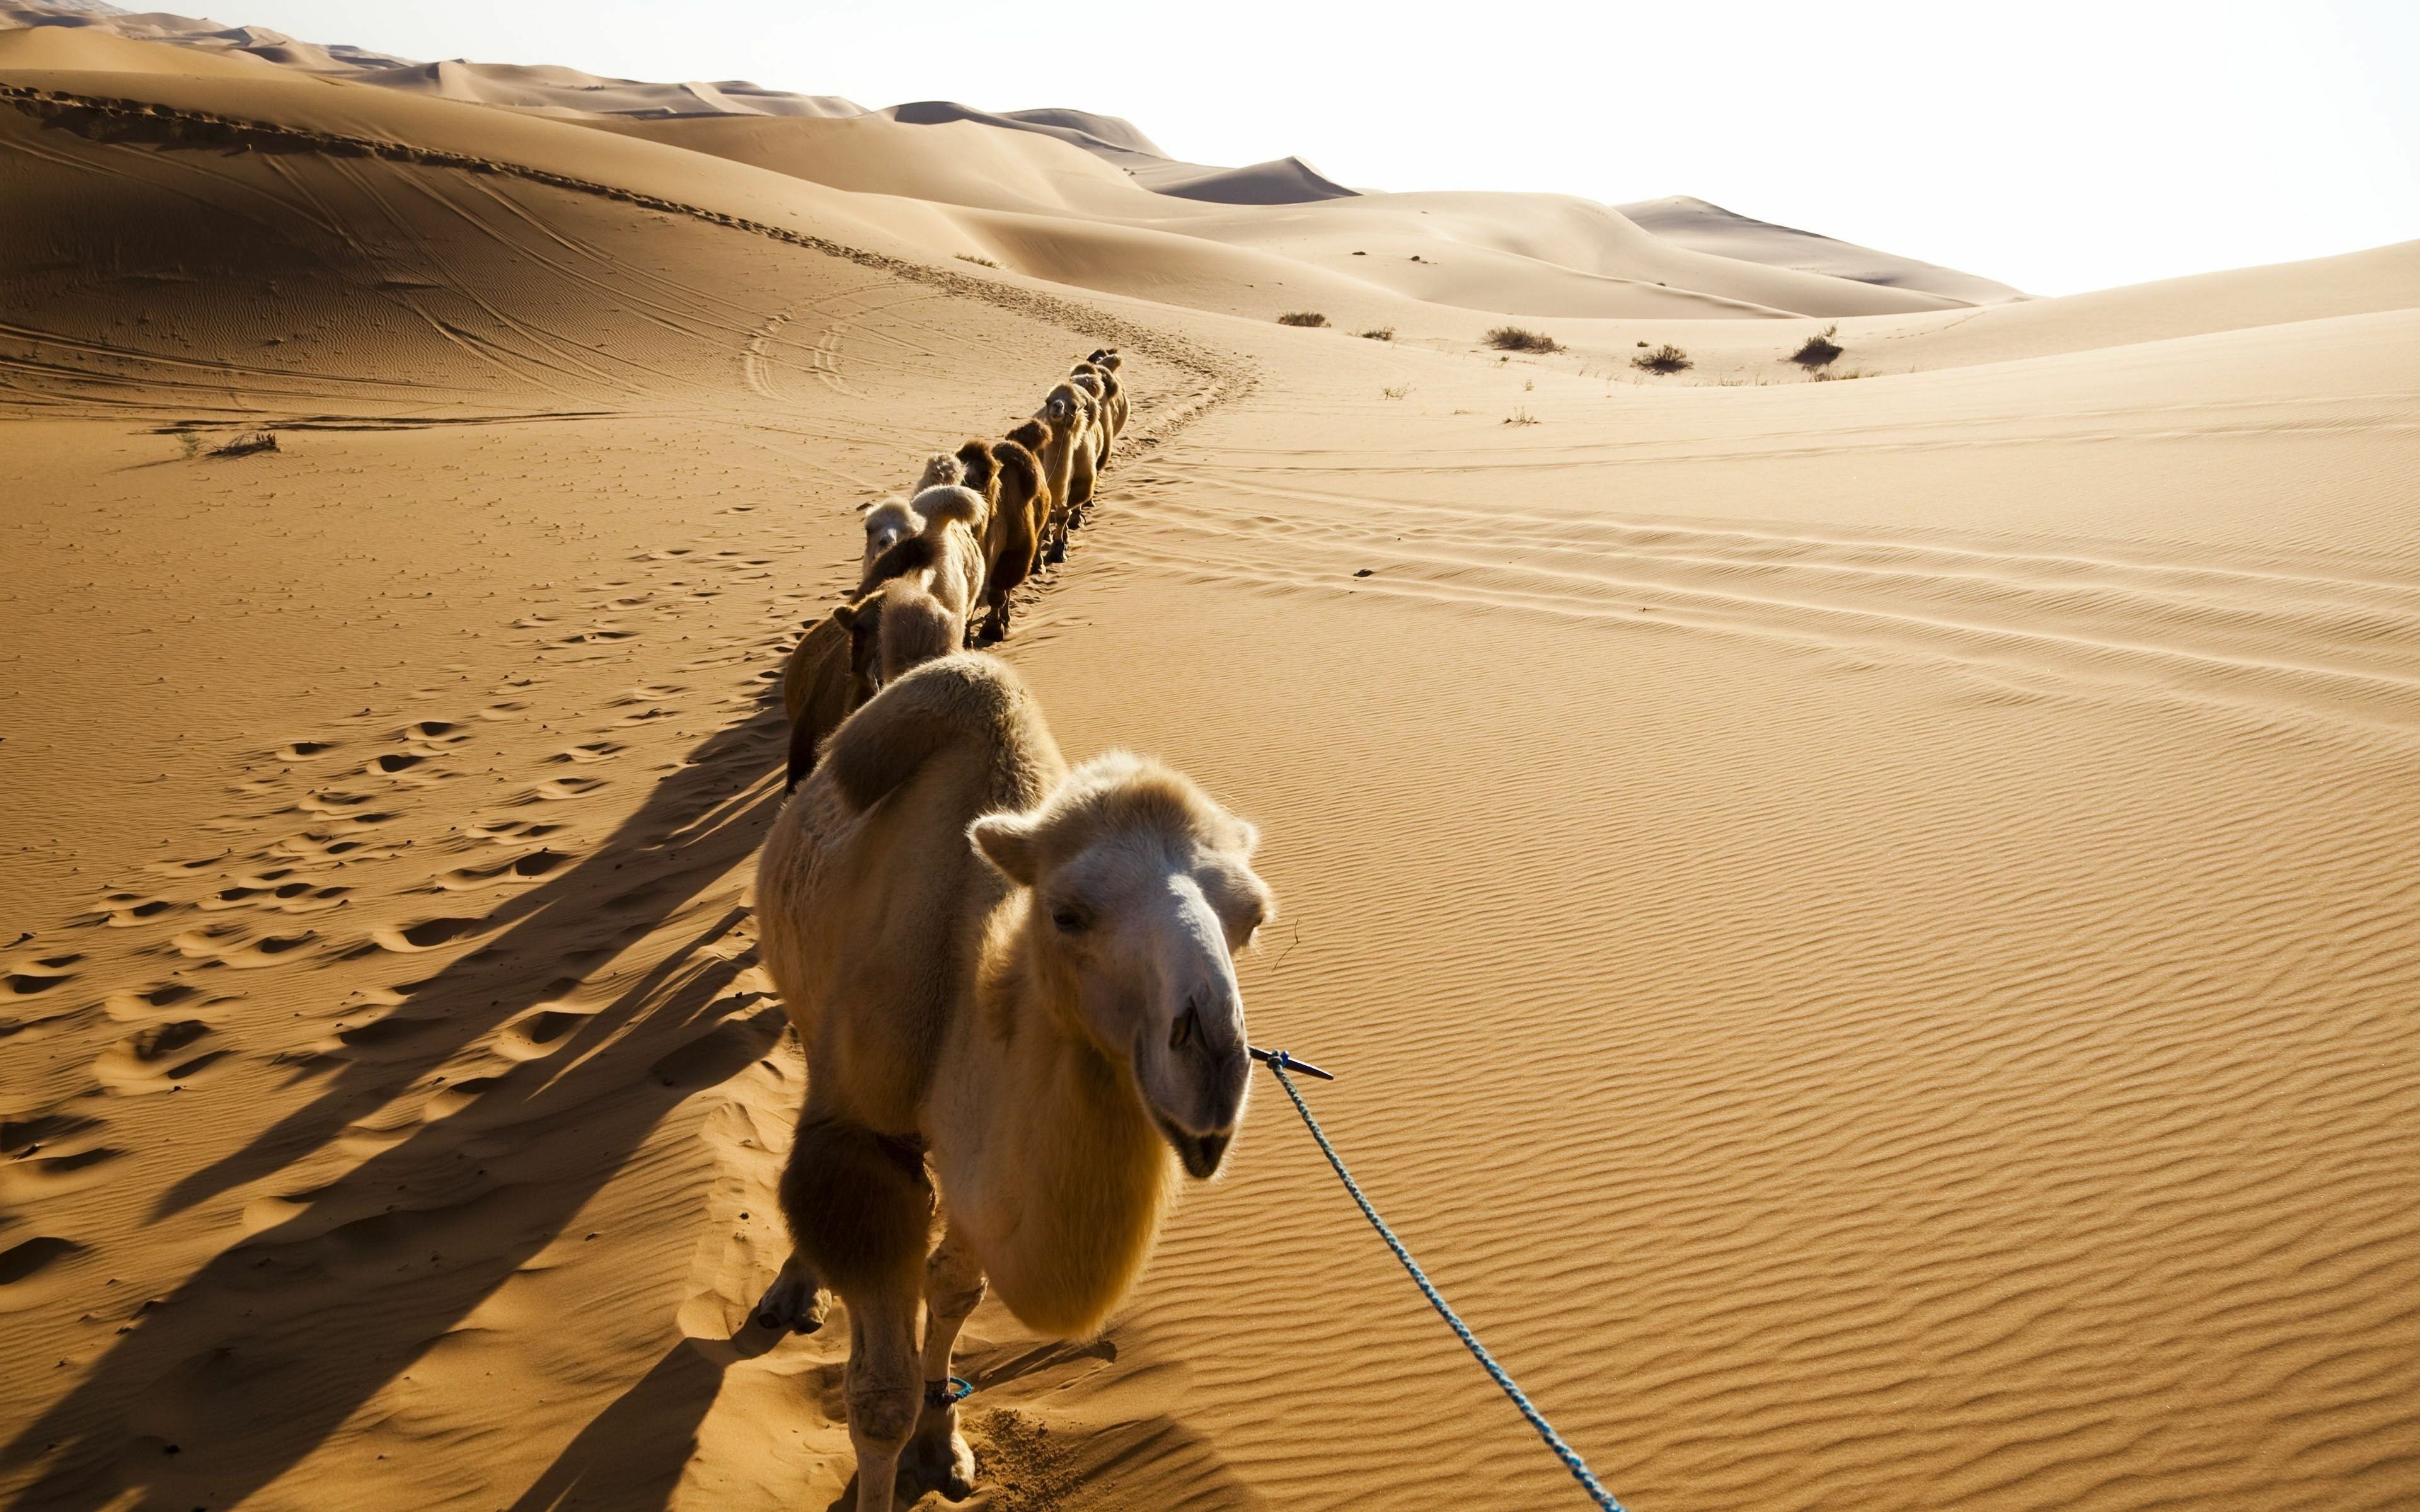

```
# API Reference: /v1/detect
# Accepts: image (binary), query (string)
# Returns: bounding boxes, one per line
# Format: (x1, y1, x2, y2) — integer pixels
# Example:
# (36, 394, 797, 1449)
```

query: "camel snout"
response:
(1141, 976, 1248, 1181)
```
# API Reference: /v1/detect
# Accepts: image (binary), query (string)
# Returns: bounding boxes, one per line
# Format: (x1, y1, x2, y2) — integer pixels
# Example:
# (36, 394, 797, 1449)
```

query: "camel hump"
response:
(865, 530, 938, 585)
(1006, 417, 1050, 452)
(822, 653, 1045, 816)
(955, 437, 998, 486)
(910, 483, 985, 530)
(993, 439, 1041, 490)
(914, 451, 964, 491)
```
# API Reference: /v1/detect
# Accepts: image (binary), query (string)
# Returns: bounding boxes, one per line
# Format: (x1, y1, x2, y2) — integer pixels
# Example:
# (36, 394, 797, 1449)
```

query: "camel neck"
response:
(945, 902, 1173, 1337)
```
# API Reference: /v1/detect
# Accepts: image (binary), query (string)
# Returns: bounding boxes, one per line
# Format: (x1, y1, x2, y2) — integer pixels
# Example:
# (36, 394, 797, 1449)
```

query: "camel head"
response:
(859, 496, 921, 576)
(1040, 382, 1088, 430)
(971, 755, 1273, 1180)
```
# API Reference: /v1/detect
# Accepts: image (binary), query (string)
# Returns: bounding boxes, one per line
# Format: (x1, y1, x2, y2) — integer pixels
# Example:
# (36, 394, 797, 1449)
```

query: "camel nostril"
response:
(1171, 1002, 1199, 1051)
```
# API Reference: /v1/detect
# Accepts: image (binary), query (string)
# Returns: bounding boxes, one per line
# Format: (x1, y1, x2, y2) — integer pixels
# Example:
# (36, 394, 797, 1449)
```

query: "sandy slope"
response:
(6, 24, 2420, 1512)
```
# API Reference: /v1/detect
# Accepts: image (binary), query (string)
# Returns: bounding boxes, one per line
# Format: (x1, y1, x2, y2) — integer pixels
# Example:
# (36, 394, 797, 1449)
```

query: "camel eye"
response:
(1051, 908, 1087, 936)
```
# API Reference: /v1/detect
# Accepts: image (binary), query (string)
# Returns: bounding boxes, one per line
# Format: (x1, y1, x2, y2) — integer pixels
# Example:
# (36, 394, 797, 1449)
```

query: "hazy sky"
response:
(186, 1, 2418, 295)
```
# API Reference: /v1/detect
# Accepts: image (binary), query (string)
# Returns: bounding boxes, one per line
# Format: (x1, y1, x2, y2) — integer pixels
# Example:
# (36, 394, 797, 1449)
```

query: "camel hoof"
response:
(752, 1271, 827, 1335)
(899, 1421, 976, 1502)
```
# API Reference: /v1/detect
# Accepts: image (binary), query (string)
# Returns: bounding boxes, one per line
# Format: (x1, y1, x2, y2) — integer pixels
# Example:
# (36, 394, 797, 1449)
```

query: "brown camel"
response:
(954, 438, 1039, 641)
(1069, 360, 1117, 467)
(1003, 416, 1069, 565)
(755, 653, 1273, 1511)
(781, 602, 863, 792)
(1087, 348, 1129, 440)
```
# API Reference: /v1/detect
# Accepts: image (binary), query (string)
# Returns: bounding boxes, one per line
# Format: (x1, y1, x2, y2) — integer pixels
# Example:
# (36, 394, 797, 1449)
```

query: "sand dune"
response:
(1619, 195, 2030, 304)
(5, 11, 2419, 1512)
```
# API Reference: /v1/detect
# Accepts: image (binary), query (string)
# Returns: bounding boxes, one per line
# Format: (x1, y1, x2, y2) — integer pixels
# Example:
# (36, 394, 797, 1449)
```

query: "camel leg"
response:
(1069, 444, 1097, 517)
(754, 1247, 828, 1333)
(900, 1225, 984, 1499)
(843, 1283, 923, 1512)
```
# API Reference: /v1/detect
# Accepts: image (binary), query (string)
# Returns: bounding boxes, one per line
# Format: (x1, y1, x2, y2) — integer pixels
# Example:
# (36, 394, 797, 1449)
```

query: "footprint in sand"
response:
(93, 894, 183, 927)
(427, 848, 572, 891)
(95, 1016, 228, 1092)
(369, 915, 487, 953)
(101, 980, 204, 1021)
(517, 777, 608, 803)
(494, 1002, 596, 1061)
(168, 921, 320, 969)
(3, 959, 80, 1000)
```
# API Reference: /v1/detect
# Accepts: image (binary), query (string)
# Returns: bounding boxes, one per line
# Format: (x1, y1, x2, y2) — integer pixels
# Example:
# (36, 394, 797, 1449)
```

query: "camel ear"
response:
(1231, 817, 1260, 857)
(829, 602, 859, 631)
(969, 813, 1041, 885)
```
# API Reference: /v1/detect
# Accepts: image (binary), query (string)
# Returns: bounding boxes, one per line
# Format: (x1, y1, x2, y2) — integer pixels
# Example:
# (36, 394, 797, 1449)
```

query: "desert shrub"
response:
(211, 430, 279, 457)
(1277, 311, 1329, 328)
(1632, 344, 1691, 375)
(1504, 408, 1540, 426)
(1357, 326, 1395, 341)
(1486, 325, 1562, 353)
(1381, 384, 1411, 399)
(1791, 323, 1843, 367)
(956, 253, 999, 268)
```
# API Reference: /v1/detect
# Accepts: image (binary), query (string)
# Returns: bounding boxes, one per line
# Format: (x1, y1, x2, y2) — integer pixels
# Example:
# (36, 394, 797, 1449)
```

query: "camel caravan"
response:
(760, 349, 1276, 1510)
(782, 349, 1128, 792)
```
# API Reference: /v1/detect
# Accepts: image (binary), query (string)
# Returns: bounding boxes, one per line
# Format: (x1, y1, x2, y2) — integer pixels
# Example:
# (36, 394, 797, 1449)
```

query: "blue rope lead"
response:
(1257, 1049, 1628, 1512)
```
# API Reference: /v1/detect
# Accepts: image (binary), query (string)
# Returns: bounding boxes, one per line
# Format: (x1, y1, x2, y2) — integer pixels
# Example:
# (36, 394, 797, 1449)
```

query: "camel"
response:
(954, 438, 1040, 641)
(1027, 382, 1099, 558)
(1003, 416, 1071, 565)
(831, 574, 962, 703)
(1069, 360, 1118, 467)
(781, 602, 865, 792)
(1087, 348, 1129, 439)
(856, 455, 976, 584)
(858, 498, 921, 584)
(792, 486, 981, 791)
(754, 653, 1273, 1511)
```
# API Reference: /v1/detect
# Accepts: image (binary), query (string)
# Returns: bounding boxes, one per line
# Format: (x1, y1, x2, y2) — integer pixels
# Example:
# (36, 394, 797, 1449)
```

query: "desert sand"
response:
(4, 8, 2418, 1512)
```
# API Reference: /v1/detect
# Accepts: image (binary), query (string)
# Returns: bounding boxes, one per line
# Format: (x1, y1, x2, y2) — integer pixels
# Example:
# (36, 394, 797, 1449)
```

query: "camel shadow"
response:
(504, 1328, 785, 1512)
(155, 690, 787, 1222)
(0, 701, 795, 1512)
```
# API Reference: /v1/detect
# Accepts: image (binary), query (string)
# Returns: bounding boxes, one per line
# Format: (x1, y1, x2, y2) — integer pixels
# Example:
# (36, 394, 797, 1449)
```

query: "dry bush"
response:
(1277, 311, 1329, 328)
(1357, 326, 1396, 341)
(1486, 325, 1562, 353)
(1504, 408, 1540, 426)
(210, 430, 280, 457)
(1791, 323, 1843, 367)
(956, 253, 999, 268)
(1632, 344, 1691, 375)
(1381, 384, 1412, 399)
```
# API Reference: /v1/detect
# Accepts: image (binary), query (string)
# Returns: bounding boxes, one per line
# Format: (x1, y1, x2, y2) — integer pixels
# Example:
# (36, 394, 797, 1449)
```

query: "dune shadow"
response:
(0, 699, 797, 1511)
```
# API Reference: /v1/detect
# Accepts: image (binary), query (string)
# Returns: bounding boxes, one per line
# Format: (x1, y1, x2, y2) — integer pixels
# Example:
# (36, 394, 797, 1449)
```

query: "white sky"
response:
(185, 0, 2419, 295)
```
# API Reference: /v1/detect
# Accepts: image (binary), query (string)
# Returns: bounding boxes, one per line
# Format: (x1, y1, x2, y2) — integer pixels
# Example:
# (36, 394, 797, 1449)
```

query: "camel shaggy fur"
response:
(858, 498, 921, 583)
(1028, 382, 1100, 559)
(832, 575, 962, 706)
(1069, 360, 1121, 466)
(1087, 348, 1130, 439)
(955, 438, 1039, 641)
(1003, 416, 1069, 565)
(755, 653, 1272, 1511)
(781, 603, 866, 792)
